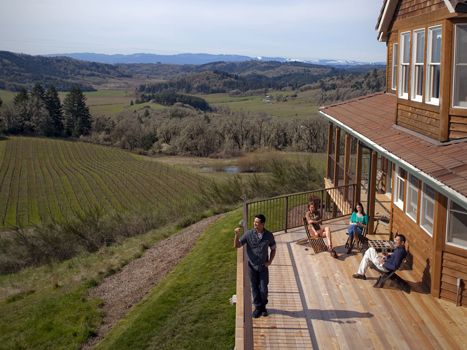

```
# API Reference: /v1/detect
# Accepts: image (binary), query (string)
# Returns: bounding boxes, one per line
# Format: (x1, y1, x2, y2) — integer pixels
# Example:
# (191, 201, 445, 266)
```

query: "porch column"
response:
(333, 127, 340, 187)
(367, 150, 378, 235)
(355, 141, 362, 204)
(343, 134, 351, 201)
(326, 123, 333, 180)
(431, 193, 447, 298)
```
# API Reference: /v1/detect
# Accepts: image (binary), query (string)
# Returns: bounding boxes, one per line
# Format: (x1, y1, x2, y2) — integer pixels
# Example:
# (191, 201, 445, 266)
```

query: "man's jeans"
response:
(248, 262, 269, 310)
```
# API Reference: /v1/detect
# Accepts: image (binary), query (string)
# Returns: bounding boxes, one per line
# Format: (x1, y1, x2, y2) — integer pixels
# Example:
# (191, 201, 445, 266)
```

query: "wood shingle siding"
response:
(392, 206, 433, 290)
(397, 104, 440, 138)
(441, 250, 467, 302)
(395, 0, 446, 20)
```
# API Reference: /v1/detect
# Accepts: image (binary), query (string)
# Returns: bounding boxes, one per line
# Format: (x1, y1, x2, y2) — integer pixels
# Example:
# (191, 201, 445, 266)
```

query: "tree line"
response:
(0, 84, 91, 137)
(87, 106, 327, 157)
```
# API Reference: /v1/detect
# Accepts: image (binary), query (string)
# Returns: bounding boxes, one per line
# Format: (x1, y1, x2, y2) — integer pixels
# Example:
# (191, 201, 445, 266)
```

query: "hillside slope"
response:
(0, 136, 209, 228)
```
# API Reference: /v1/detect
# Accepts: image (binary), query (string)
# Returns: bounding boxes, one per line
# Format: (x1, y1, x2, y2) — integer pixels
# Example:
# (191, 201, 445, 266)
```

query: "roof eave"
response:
(319, 110, 467, 208)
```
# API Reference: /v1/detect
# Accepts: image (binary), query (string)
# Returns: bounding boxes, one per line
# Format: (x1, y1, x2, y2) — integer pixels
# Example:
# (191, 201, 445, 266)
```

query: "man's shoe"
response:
(352, 273, 367, 280)
(262, 308, 269, 317)
(252, 309, 262, 318)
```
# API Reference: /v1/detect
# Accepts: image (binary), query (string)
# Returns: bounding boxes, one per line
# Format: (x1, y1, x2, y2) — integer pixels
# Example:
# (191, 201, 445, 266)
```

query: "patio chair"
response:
(371, 250, 411, 293)
(345, 225, 368, 253)
(302, 217, 328, 254)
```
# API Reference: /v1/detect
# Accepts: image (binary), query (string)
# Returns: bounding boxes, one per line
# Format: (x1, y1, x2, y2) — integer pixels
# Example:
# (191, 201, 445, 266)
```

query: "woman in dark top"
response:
(305, 201, 337, 258)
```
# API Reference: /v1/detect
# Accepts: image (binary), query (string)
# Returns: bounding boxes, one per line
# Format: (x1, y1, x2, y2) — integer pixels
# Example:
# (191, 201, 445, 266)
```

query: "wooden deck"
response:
(251, 218, 467, 349)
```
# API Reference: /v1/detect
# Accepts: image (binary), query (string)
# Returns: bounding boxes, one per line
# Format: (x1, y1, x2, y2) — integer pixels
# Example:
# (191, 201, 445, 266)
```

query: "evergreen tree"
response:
(63, 86, 91, 137)
(44, 85, 64, 136)
(31, 83, 45, 100)
(29, 93, 50, 135)
(0, 96, 3, 108)
(12, 88, 30, 133)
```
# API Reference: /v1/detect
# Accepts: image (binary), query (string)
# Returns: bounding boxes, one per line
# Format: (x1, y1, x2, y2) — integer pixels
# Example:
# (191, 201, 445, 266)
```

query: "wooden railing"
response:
(235, 184, 356, 349)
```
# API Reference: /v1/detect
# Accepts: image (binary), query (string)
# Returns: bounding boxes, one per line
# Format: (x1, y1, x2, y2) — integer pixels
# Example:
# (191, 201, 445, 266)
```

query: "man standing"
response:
(353, 234, 407, 280)
(234, 214, 276, 318)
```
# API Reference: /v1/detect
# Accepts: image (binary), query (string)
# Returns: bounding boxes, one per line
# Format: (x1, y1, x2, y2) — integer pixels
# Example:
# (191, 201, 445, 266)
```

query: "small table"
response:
(368, 239, 395, 253)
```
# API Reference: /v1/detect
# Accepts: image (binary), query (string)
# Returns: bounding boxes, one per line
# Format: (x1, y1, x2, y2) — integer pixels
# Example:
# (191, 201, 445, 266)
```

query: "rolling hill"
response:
(0, 136, 209, 228)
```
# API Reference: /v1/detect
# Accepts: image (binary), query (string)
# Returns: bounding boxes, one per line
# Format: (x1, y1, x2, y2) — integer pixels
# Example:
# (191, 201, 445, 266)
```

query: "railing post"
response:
(284, 196, 289, 233)
(241, 195, 253, 350)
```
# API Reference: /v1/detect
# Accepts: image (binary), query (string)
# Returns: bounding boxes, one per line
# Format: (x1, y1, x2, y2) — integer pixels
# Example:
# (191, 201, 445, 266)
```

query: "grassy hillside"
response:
(95, 210, 239, 350)
(0, 137, 209, 228)
(0, 210, 239, 350)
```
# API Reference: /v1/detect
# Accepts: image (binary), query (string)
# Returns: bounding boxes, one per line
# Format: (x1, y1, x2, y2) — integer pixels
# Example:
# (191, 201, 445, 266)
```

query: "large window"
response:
(394, 166, 406, 209)
(446, 200, 467, 248)
(420, 184, 435, 235)
(411, 29, 425, 102)
(426, 26, 442, 105)
(392, 43, 398, 91)
(399, 32, 411, 99)
(453, 24, 467, 108)
(406, 175, 420, 221)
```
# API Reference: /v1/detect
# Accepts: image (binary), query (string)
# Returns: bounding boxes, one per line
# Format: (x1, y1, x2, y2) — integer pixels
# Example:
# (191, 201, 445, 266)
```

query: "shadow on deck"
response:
(250, 218, 467, 349)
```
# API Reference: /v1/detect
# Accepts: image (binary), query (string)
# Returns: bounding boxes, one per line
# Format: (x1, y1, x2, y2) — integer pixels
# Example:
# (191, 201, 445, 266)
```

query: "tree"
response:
(63, 86, 91, 137)
(0, 96, 3, 108)
(12, 88, 31, 133)
(44, 86, 64, 136)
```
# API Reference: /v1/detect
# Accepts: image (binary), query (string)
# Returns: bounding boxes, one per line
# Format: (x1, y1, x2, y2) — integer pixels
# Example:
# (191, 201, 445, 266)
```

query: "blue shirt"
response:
(239, 229, 276, 269)
(383, 246, 407, 271)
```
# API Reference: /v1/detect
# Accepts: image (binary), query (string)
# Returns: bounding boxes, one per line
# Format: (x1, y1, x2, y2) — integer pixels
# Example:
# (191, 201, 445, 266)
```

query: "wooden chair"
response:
(373, 264, 410, 293)
(302, 217, 328, 254)
(345, 225, 368, 253)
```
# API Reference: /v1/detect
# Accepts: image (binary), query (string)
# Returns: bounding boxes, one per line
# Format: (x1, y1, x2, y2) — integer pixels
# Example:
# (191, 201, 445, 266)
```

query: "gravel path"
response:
(83, 214, 224, 349)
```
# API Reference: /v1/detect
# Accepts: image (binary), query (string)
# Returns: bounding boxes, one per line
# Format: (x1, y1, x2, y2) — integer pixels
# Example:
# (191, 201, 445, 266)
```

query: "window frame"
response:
(405, 174, 420, 222)
(393, 166, 405, 210)
(411, 29, 425, 102)
(452, 23, 467, 109)
(426, 25, 442, 106)
(420, 183, 435, 236)
(399, 32, 411, 100)
(392, 43, 398, 91)
(445, 199, 467, 249)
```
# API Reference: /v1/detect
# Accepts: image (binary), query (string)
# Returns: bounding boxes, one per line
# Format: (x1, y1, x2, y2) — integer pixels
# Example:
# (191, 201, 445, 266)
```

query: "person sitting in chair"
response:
(352, 234, 407, 280)
(305, 201, 337, 258)
(346, 202, 368, 254)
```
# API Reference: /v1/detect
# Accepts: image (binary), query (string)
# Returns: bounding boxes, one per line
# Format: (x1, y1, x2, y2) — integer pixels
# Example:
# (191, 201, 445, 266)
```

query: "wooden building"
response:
(320, 0, 467, 305)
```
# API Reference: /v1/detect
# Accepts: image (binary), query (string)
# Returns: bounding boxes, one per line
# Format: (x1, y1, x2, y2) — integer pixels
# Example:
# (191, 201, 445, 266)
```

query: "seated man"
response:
(352, 234, 407, 280)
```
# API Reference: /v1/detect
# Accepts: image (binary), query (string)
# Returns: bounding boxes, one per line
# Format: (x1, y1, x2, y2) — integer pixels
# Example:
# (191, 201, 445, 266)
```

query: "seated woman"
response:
(305, 201, 337, 258)
(346, 202, 368, 254)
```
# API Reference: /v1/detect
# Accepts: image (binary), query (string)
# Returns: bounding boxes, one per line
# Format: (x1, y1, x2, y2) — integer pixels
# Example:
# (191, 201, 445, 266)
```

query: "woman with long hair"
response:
(305, 200, 337, 258)
(346, 202, 368, 254)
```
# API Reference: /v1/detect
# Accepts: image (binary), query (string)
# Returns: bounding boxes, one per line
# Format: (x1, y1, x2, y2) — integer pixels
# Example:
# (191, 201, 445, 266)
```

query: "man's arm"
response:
(234, 227, 243, 249)
(265, 248, 276, 266)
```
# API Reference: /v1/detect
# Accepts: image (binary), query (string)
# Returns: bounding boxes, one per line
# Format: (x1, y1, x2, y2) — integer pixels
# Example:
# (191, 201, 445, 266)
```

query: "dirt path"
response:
(83, 214, 224, 349)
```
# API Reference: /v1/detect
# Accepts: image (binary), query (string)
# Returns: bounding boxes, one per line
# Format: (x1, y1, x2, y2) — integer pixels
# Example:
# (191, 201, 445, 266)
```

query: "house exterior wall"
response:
(395, 0, 446, 20)
(397, 103, 440, 138)
(441, 250, 467, 302)
(392, 205, 433, 290)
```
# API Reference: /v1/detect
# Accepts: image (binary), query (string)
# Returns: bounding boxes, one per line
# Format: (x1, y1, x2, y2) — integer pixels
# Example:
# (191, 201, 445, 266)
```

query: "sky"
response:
(0, 0, 387, 62)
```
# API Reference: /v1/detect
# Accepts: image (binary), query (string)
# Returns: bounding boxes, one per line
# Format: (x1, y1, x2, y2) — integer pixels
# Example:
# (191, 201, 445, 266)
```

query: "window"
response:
(399, 32, 411, 99)
(394, 166, 406, 209)
(406, 175, 420, 221)
(426, 26, 442, 105)
(420, 184, 435, 235)
(453, 24, 467, 108)
(411, 29, 425, 102)
(446, 200, 467, 248)
(392, 43, 398, 91)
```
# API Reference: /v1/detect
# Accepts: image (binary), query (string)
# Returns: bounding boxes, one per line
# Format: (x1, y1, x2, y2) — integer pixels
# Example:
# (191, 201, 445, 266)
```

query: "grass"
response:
(0, 210, 240, 350)
(199, 90, 321, 119)
(0, 136, 209, 228)
(95, 210, 239, 350)
(0, 89, 16, 106)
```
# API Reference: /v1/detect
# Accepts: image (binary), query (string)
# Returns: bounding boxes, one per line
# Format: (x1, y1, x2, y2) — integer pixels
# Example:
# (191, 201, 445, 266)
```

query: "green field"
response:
(0, 136, 209, 228)
(200, 89, 321, 119)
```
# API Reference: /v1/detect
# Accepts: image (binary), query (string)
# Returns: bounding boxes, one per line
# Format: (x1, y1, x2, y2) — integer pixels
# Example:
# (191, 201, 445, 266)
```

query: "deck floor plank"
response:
(250, 218, 467, 350)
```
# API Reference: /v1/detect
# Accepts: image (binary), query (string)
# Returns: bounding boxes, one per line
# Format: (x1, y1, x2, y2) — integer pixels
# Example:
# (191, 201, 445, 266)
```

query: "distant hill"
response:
(48, 52, 385, 67)
(48, 52, 257, 65)
(0, 51, 129, 91)
(0, 50, 384, 93)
